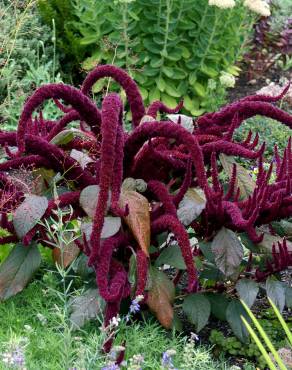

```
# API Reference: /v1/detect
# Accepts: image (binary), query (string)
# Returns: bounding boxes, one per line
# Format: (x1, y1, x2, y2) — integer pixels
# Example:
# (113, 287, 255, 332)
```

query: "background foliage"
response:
(38, 0, 256, 115)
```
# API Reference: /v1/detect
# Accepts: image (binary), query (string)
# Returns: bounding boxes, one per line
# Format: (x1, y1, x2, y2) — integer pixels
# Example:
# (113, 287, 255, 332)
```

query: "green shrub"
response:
(38, 0, 256, 114)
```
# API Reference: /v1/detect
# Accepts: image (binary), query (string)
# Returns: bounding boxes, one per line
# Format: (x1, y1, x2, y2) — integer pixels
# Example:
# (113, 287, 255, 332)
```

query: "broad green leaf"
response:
(155, 244, 186, 270)
(161, 94, 178, 109)
(177, 188, 206, 226)
(156, 76, 166, 92)
(200, 65, 218, 78)
(50, 129, 92, 146)
(211, 227, 243, 277)
(162, 66, 174, 78)
(198, 241, 215, 263)
(0, 243, 41, 300)
(205, 293, 230, 321)
(73, 254, 94, 278)
(285, 286, 292, 308)
(81, 216, 121, 241)
(165, 84, 181, 98)
(266, 277, 285, 313)
(183, 293, 211, 332)
(193, 82, 206, 97)
(13, 195, 48, 238)
(236, 279, 259, 308)
(226, 300, 250, 342)
(149, 88, 160, 102)
(69, 288, 105, 329)
(147, 266, 175, 329)
(79, 185, 111, 218)
(119, 190, 150, 256)
(219, 154, 256, 200)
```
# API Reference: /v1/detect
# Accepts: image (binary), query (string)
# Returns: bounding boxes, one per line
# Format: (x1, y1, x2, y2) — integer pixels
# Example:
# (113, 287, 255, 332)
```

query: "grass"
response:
(0, 271, 248, 370)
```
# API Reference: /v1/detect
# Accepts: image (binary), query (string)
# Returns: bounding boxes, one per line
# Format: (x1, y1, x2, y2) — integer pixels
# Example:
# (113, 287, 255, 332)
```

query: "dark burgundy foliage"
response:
(1, 65, 292, 353)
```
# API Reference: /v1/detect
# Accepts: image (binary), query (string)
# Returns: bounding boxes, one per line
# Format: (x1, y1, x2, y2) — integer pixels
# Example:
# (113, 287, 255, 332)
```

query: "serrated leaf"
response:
(177, 188, 206, 226)
(52, 241, 80, 268)
(226, 300, 250, 342)
(146, 267, 175, 329)
(155, 244, 186, 270)
(119, 190, 150, 256)
(236, 279, 259, 308)
(70, 149, 94, 170)
(219, 154, 255, 200)
(79, 185, 111, 218)
(13, 195, 48, 238)
(81, 216, 121, 241)
(266, 277, 285, 313)
(183, 293, 210, 332)
(205, 293, 230, 321)
(0, 243, 41, 300)
(211, 227, 243, 277)
(69, 288, 105, 329)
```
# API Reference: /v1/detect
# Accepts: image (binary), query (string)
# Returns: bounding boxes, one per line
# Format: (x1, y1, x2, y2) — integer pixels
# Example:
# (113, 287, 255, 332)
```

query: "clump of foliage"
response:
(0, 0, 62, 130)
(210, 305, 292, 368)
(38, 0, 256, 115)
(1, 65, 292, 366)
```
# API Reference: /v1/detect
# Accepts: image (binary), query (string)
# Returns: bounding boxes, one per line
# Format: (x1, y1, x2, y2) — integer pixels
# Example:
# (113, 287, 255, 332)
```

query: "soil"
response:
(228, 62, 292, 103)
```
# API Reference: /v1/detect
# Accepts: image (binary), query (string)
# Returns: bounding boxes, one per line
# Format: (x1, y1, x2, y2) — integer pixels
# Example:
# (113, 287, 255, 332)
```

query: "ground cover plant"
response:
(1, 64, 292, 368)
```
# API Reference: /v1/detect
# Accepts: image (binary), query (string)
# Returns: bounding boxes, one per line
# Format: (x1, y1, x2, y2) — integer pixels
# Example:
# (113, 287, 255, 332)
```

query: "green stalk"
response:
(122, 2, 129, 71)
(52, 18, 56, 83)
(159, 0, 172, 77)
(241, 300, 287, 370)
(199, 7, 220, 68)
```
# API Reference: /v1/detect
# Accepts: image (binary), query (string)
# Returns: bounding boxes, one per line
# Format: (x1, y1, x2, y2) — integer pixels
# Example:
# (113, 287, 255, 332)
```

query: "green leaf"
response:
(226, 300, 250, 342)
(149, 88, 161, 102)
(177, 188, 206, 226)
(162, 66, 174, 78)
(69, 288, 105, 329)
(161, 94, 178, 109)
(165, 84, 181, 98)
(156, 76, 166, 92)
(285, 286, 292, 308)
(79, 185, 111, 218)
(236, 279, 259, 308)
(50, 129, 92, 146)
(266, 277, 285, 313)
(200, 65, 218, 78)
(211, 227, 243, 277)
(155, 244, 186, 270)
(73, 254, 94, 278)
(81, 217, 121, 241)
(193, 82, 206, 97)
(219, 154, 256, 200)
(0, 243, 41, 300)
(205, 293, 230, 321)
(198, 241, 215, 263)
(13, 195, 48, 239)
(182, 293, 211, 332)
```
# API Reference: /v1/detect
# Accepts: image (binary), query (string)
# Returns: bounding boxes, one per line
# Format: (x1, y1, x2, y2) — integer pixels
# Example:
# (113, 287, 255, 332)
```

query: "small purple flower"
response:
(101, 364, 120, 370)
(161, 349, 177, 369)
(129, 299, 140, 314)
